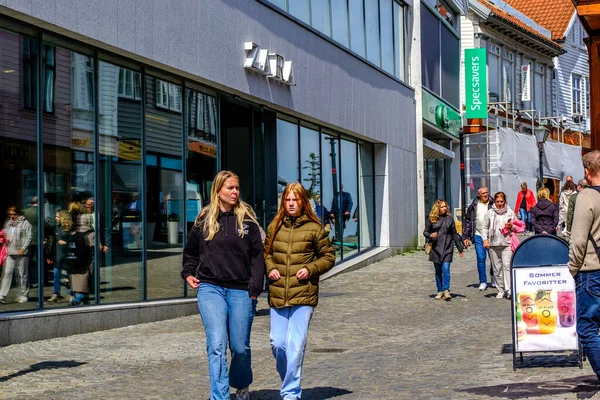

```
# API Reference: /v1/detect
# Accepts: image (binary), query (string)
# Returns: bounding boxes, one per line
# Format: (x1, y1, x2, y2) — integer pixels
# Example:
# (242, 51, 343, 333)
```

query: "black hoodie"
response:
(530, 199, 559, 234)
(182, 210, 264, 298)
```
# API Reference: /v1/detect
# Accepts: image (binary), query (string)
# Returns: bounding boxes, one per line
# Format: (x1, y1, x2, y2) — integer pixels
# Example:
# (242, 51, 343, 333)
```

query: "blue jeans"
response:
(474, 235, 488, 284)
(53, 267, 61, 295)
(519, 208, 530, 231)
(270, 305, 314, 400)
(576, 271, 600, 380)
(197, 283, 256, 400)
(433, 262, 451, 292)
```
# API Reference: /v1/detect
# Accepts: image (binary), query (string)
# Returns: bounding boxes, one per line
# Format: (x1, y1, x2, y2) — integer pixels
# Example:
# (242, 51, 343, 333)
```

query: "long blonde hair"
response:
(265, 183, 322, 257)
(194, 170, 259, 241)
(429, 199, 449, 223)
(58, 210, 72, 232)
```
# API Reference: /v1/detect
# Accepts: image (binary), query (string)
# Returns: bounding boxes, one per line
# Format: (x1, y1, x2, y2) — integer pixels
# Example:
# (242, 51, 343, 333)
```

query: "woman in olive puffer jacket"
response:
(264, 183, 335, 400)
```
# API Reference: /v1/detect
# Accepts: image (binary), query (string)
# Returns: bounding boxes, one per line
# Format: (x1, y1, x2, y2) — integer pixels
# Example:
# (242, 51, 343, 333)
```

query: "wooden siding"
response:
(145, 76, 182, 157)
(42, 47, 73, 149)
(0, 30, 36, 143)
(459, 14, 476, 109)
(555, 18, 589, 131)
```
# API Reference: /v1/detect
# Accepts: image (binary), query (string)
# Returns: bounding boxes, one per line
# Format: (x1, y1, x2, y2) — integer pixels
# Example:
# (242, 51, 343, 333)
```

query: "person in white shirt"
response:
(462, 187, 492, 291)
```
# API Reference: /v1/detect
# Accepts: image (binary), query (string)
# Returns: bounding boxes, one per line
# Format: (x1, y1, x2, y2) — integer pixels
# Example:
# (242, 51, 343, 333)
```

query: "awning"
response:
(423, 138, 455, 160)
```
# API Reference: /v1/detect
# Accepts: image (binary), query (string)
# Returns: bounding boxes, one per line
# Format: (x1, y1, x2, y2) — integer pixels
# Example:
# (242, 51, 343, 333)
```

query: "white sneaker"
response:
(478, 283, 488, 291)
(17, 296, 28, 303)
(496, 291, 505, 299)
(235, 387, 249, 400)
(506, 291, 511, 299)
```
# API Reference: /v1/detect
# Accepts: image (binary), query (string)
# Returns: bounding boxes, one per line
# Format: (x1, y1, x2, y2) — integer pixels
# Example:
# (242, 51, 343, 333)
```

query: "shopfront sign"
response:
(512, 265, 577, 352)
(422, 89, 461, 138)
(244, 42, 295, 85)
(464, 48, 487, 119)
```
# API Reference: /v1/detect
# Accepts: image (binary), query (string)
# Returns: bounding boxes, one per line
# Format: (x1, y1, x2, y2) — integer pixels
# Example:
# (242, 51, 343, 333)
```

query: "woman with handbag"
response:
(265, 182, 335, 400)
(182, 170, 265, 400)
(482, 192, 519, 299)
(423, 199, 464, 301)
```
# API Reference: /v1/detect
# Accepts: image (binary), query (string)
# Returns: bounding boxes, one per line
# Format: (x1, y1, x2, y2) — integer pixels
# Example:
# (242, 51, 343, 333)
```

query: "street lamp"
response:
(534, 126, 551, 189)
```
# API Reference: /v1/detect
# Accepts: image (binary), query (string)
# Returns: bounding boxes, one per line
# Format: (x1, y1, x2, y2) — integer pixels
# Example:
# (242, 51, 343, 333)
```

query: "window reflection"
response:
(340, 139, 358, 258)
(0, 30, 39, 311)
(331, 0, 349, 47)
(146, 76, 184, 300)
(41, 47, 96, 308)
(276, 119, 299, 201)
(359, 142, 375, 249)
(185, 87, 218, 297)
(98, 61, 143, 303)
(321, 132, 341, 262)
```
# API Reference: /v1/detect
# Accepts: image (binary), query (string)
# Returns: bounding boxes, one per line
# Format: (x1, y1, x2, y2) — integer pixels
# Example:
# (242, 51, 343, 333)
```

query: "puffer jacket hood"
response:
(265, 214, 335, 308)
(536, 199, 554, 210)
(531, 199, 559, 234)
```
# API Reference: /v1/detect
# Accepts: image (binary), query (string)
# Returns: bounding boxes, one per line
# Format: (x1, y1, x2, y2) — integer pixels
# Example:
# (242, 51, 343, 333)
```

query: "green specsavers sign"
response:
(464, 48, 487, 119)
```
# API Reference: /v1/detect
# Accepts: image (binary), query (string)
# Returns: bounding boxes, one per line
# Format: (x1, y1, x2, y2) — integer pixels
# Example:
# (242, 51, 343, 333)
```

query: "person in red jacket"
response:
(514, 182, 536, 233)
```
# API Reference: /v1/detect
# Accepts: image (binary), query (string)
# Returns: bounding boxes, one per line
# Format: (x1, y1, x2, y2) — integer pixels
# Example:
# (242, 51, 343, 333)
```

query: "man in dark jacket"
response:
(329, 185, 353, 233)
(462, 187, 492, 291)
(530, 187, 559, 235)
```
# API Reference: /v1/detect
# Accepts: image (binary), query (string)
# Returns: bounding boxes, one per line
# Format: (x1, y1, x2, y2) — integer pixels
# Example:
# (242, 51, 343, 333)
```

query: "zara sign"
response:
(244, 41, 295, 86)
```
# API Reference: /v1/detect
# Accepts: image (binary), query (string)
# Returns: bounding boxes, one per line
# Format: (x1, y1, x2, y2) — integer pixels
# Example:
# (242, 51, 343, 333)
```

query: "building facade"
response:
(0, 0, 417, 339)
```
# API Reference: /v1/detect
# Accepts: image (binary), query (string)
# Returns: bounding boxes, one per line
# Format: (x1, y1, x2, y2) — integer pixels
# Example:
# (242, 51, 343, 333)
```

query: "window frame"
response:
(572, 73, 583, 116)
(118, 68, 142, 100)
(155, 79, 182, 113)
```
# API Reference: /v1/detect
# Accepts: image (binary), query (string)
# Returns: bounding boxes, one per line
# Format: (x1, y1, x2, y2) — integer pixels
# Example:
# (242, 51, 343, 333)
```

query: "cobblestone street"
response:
(1, 248, 598, 399)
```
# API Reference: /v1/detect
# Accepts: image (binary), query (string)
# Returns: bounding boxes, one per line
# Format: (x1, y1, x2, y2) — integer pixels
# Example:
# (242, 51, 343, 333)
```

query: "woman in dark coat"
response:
(423, 199, 464, 300)
(530, 187, 559, 235)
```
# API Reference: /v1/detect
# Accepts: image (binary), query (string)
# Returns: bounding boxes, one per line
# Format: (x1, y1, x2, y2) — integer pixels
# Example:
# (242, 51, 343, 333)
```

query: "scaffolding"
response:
(464, 104, 584, 208)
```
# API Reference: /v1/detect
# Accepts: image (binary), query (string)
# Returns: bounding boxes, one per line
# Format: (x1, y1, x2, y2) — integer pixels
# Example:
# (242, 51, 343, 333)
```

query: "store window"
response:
(340, 138, 358, 259)
(331, 0, 350, 47)
(42, 47, 95, 308)
(349, 0, 366, 57)
(275, 117, 375, 262)
(359, 142, 375, 250)
(146, 76, 184, 300)
(0, 29, 39, 311)
(98, 61, 143, 303)
(276, 118, 299, 194)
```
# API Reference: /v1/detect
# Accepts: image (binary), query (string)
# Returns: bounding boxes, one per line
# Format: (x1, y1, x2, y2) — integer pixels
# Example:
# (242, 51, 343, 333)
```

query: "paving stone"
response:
(0, 249, 597, 399)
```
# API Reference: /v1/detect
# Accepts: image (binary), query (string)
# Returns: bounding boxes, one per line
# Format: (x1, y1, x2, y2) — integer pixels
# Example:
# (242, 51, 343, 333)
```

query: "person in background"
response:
(514, 182, 536, 233)
(46, 210, 71, 303)
(68, 201, 93, 306)
(568, 151, 600, 384)
(483, 192, 518, 299)
(182, 170, 264, 400)
(558, 180, 576, 234)
(0, 207, 32, 304)
(265, 182, 335, 400)
(463, 187, 492, 291)
(530, 188, 559, 235)
(566, 179, 589, 235)
(424, 199, 464, 300)
(329, 185, 353, 238)
(22, 196, 38, 286)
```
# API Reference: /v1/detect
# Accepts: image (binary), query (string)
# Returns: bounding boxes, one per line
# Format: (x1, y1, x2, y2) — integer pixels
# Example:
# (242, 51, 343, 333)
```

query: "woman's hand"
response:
(459, 252, 464, 258)
(505, 221, 513, 230)
(185, 276, 200, 288)
(463, 239, 470, 248)
(58, 240, 67, 245)
(268, 269, 280, 280)
(430, 232, 438, 239)
(483, 239, 490, 249)
(296, 267, 309, 280)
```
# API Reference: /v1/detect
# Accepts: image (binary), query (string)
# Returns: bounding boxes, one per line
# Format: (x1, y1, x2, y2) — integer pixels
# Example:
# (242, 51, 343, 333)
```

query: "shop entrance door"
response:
(220, 98, 277, 227)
